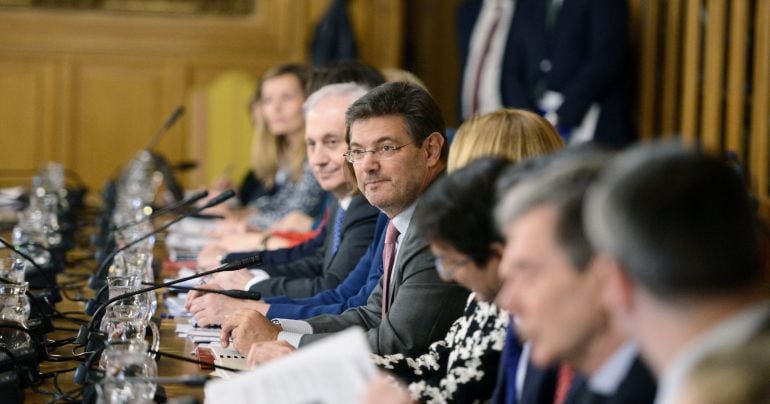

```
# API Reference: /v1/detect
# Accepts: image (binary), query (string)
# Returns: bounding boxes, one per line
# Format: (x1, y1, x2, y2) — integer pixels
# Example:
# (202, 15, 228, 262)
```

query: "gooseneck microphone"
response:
(88, 189, 235, 290)
(146, 105, 185, 150)
(110, 189, 209, 233)
(143, 283, 262, 301)
(77, 254, 262, 348)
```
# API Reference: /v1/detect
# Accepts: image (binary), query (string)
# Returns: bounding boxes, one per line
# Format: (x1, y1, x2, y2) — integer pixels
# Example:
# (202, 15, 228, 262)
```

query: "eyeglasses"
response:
(343, 142, 414, 164)
(434, 256, 470, 281)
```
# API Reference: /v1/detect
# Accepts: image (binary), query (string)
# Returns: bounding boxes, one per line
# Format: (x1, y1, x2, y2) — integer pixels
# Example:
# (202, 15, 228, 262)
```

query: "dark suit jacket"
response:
(457, 0, 635, 147)
(564, 356, 656, 404)
(506, 0, 635, 147)
(300, 209, 469, 356)
(248, 195, 379, 299)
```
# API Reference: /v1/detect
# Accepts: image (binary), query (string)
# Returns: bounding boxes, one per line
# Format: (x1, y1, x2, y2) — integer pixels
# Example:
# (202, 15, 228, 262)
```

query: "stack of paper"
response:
(205, 328, 376, 404)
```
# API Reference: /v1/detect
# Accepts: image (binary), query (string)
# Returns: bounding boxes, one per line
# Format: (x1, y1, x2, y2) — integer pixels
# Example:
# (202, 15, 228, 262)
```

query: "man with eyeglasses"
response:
(219, 82, 469, 361)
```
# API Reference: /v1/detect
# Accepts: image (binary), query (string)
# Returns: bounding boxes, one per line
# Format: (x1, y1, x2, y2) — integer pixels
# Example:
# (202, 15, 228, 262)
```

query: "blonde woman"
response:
(448, 108, 566, 171)
(214, 63, 327, 235)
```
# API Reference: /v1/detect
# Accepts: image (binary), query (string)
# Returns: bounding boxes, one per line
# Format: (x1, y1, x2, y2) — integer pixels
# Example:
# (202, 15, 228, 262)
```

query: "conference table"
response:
(27, 242, 211, 403)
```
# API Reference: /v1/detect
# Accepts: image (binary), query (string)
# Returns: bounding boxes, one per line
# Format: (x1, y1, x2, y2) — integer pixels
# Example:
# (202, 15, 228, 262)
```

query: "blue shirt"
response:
(265, 213, 388, 319)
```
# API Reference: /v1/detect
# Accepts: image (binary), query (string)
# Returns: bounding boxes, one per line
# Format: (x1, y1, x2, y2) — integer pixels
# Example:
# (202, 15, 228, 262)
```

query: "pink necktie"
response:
(381, 222, 400, 319)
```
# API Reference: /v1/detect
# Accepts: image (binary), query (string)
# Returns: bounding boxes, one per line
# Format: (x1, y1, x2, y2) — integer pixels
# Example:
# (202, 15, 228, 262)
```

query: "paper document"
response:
(204, 327, 376, 404)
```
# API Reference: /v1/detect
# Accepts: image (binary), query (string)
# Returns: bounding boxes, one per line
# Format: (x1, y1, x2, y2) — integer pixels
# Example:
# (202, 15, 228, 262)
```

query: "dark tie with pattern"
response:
(330, 207, 346, 256)
(380, 222, 399, 319)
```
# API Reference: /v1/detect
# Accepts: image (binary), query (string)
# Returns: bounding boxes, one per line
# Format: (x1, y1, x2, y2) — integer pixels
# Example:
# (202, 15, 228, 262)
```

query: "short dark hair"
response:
(586, 142, 761, 298)
(414, 158, 510, 266)
(496, 152, 610, 270)
(306, 59, 385, 95)
(345, 82, 448, 162)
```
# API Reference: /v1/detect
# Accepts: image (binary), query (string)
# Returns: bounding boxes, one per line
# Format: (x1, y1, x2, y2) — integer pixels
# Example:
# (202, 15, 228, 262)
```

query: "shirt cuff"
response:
(273, 318, 312, 348)
(277, 331, 303, 348)
(244, 269, 270, 290)
(274, 318, 313, 334)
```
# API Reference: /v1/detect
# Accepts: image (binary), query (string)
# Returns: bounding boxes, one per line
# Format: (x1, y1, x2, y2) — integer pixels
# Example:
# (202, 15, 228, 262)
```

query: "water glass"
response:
(0, 256, 26, 284)
(97, 340, 157, 404)
(0, 282, 30, 327)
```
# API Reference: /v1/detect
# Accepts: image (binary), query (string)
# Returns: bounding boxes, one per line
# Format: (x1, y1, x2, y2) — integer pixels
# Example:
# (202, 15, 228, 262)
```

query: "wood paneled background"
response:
(0, 0, 403, 193)
(0, 0, 768, 218)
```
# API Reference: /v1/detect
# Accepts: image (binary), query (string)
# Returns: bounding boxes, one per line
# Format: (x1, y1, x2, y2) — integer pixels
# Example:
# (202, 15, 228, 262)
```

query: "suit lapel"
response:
(321, 200, 340, 268)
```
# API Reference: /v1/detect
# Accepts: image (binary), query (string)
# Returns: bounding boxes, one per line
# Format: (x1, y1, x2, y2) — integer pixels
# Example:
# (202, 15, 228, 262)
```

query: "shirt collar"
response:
(589, 341, 638, 395)
(391, 202, 416, 238)
(338, 196, 353, 210)
(655, 300, 770, 404)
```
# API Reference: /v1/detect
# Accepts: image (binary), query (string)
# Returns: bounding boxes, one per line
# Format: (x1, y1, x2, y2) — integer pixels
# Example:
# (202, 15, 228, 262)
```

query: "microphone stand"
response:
(88, 190, 235, 290)
(77, 254, 262, 348)
(110, 190, 208, 233)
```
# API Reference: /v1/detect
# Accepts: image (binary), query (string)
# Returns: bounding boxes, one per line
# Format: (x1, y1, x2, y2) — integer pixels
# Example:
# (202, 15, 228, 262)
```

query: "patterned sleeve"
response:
(372, 296, 508, 403)
(248, 162, 327, 229)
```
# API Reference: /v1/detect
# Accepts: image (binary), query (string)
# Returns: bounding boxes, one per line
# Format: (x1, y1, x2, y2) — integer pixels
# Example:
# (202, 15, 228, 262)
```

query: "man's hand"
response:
(189, 292, 267, 327)
(211, 268, 256, 291)
(197, 243, 229, 269)
(184, 281, 222, 311)
(361, 374, 414, 404)
(220, 309, 281, 354)
(245, 340, 296, 368)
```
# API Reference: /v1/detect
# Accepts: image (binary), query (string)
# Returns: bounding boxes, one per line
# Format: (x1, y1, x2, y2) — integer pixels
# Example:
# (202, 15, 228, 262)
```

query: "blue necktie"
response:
(503, 322, 523, 404)
(331, 207, 346, 256)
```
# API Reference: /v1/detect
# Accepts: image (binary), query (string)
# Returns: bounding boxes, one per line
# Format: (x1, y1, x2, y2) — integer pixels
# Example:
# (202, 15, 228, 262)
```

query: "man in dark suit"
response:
(495, 152, 655, 404)
(585, 142, 769, 404)
(219, 82, 469, 358)
(186, 83, 380, 324)
(458, 0, 635, 147)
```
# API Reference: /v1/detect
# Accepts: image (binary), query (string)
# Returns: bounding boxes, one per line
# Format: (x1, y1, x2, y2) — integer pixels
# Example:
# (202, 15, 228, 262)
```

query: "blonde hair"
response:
(250, 63, 311, 187)
(447, 109, 565, 172)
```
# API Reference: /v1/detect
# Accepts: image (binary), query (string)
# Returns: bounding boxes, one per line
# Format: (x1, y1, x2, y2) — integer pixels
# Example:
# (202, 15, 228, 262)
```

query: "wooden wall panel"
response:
(0, 0, 404, 193)
(700, 0, 726, 152)
(750, 0, 770, 218)
(0, 57, 57, 170)
(68, 59, 177, 188)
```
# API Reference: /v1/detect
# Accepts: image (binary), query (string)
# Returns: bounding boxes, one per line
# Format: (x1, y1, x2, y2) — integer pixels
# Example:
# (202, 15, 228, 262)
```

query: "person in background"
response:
(207, 108, 562, 331)
(494, 151, 656, 404)
(199, 60, 387, 257)
(185, 84, 379, 324)
(220, 82, 468, 359)
(584, 142, 768, 404)
(504, 0, 635, 147)
(209, 63, 327, 235)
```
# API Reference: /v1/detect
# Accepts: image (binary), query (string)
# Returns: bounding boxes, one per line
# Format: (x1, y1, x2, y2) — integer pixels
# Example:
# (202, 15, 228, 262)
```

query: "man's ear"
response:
(597, 254, 636, 316)
(423, 132, 445, 167)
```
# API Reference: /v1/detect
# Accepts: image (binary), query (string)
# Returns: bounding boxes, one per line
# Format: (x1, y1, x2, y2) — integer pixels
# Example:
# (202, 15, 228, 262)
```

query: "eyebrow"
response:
(322, 133, 344, 141)
(349, 136, 401, 149)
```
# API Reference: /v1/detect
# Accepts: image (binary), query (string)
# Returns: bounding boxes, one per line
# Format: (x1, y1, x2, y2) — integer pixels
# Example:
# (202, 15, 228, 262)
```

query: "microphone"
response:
(146, 105, 185, 150)
(110, 189, 209, 233)
(88, 189, 235, 290)
(145, 283, 262, 301)
(77, 254, 262, 348)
